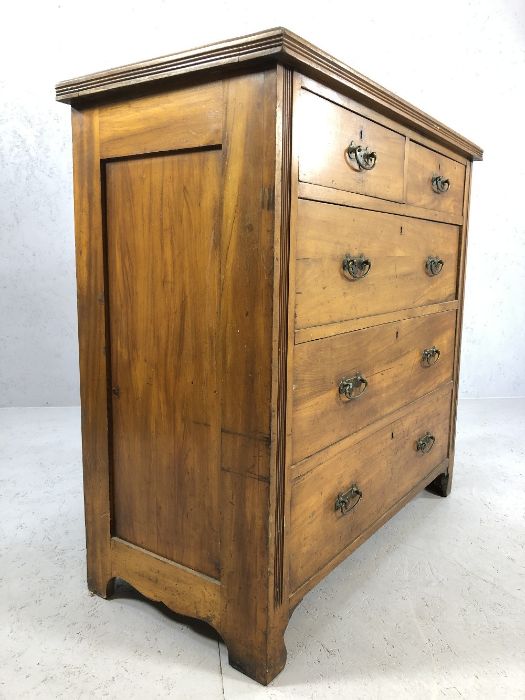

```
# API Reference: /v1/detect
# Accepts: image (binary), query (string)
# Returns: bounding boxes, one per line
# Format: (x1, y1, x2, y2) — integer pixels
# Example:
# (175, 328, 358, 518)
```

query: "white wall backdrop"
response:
(1, 0, 524, 406)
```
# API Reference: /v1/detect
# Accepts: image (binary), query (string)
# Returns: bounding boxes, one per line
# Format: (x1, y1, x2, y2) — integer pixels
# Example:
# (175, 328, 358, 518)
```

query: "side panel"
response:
(106, 149, 222, 579)
(72, 70, 289, 683)
(72, 81, 226, 609)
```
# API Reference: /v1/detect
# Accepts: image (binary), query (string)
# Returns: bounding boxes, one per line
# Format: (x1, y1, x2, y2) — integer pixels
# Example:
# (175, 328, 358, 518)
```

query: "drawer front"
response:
(407, 141, 465, 217)
(297, 89, 406, 202)
(296, 199, 459, 330)
(290, 386, 452, 592)
(292, 310, 456, 464)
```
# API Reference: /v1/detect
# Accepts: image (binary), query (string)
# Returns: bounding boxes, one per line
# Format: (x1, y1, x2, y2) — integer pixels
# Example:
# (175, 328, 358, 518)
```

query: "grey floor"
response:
(1, 399, 524, 699)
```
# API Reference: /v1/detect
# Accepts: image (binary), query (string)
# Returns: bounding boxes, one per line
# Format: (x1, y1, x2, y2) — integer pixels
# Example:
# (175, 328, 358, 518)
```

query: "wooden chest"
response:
(56, 28, 482, 684)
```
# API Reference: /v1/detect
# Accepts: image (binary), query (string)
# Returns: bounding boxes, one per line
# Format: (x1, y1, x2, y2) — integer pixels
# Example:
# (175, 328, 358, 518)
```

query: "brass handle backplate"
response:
(421, 346, 441, 367)
(431, 174, 450, 194)
(342, 254, 371, 280)
(339, 374, 368, 401)
(335, 484, 362, 515)
(426, 255, 444, 276)
(347, 141, 377, 170)
(416, 432, 436, 454)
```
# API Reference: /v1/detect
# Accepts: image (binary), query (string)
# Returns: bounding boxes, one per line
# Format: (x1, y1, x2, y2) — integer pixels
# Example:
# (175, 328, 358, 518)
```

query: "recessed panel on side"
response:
(105, 149, 222, 579)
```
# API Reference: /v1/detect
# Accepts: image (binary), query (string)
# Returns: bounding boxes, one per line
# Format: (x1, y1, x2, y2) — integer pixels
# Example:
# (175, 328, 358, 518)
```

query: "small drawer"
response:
(407, 141, 466, 217)
(297, 89, 406, 203)
(292, 310, 456, 464)
(295, 199, 459, 330)
(289, 386, 452, 592)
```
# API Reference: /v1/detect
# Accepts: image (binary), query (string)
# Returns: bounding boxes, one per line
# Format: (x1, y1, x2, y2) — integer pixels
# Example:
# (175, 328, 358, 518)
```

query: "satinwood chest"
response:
(56, 28, 482, 684)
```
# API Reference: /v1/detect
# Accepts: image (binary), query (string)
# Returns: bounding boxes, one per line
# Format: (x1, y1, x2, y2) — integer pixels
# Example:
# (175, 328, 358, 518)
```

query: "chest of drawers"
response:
(56, 28, 482, 685)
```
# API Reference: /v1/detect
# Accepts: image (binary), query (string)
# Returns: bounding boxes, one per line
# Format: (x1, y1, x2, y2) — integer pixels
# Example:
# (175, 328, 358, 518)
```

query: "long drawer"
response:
(289, 386, 453, 592)
(295, 199, 459, 330)
(292, 310, 456, 464)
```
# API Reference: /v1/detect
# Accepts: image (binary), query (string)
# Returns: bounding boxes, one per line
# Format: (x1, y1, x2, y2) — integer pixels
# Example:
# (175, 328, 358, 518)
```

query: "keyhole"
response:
(391, 432, 394, 439)
(396, 330, 399, 339)
(359, 128, 363, 140)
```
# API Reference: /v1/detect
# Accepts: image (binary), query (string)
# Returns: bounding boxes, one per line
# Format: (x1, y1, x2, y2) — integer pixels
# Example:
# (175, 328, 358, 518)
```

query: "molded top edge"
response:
(55, 27, 482, 160)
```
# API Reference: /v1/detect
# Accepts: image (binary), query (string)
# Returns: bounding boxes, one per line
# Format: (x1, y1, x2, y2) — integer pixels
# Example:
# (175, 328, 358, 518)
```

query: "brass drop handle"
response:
(421, 346, 441, 367)
(347, 141, 377, 170)
(431, 174, 450, 194)
(335, 484, 362, 515)
(339, 374, 368, 401)
(416, 432, 436, 454)
(426, 255, 444, 276)
(342, 253, 371, 280)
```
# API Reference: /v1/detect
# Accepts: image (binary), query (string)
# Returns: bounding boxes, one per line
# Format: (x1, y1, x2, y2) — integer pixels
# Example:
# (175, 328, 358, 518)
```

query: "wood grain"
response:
(71, 106, 113, 598)
(218, 70, 287, 685)
(297, 88, 406, 202)
(106, 149, 222, 579)
(407, 140, 466, 216)
(292, 310, 456, 463)
(111, 537, 221, 627)
(295, 199, 460, 330)
(290, 386, 452, 591)
(99, 81, 223, 159)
